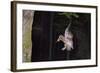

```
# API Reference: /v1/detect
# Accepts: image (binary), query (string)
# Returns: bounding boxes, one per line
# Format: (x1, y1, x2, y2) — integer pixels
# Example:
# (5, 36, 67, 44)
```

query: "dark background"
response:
(31, 11, 91, 62)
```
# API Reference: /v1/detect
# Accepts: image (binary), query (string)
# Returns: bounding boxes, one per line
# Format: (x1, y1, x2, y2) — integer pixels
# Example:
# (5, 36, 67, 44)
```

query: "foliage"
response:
(58, 12, 79, 19)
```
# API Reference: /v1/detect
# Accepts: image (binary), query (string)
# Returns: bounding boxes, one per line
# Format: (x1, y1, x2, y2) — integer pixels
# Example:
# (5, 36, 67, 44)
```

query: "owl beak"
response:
(56, 38, 60, 42)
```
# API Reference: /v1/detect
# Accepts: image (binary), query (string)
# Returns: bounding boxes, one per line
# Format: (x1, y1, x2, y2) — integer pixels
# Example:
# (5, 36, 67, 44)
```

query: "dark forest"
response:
(31, 11, 91, 62)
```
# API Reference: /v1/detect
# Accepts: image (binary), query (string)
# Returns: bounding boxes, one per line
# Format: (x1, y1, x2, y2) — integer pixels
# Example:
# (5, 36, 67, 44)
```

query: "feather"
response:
(57, 23, 74, 51)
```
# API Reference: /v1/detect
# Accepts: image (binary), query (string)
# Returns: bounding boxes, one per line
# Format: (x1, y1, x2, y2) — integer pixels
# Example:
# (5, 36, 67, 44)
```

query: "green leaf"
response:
(58, 12, 79, 19)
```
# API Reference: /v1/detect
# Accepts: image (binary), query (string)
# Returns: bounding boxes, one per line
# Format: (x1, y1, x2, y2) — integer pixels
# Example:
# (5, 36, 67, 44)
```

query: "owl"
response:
(57, 23, 74, 51)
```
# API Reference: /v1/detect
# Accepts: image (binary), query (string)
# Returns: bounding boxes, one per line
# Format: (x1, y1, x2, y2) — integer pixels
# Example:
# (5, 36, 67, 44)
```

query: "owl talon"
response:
(61, 47, 66, 51)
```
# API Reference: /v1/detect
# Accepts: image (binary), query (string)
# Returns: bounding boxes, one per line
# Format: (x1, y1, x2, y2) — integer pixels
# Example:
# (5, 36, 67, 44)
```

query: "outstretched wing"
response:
(64, 23, 71, 40)
(64, 23, 74, 51)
